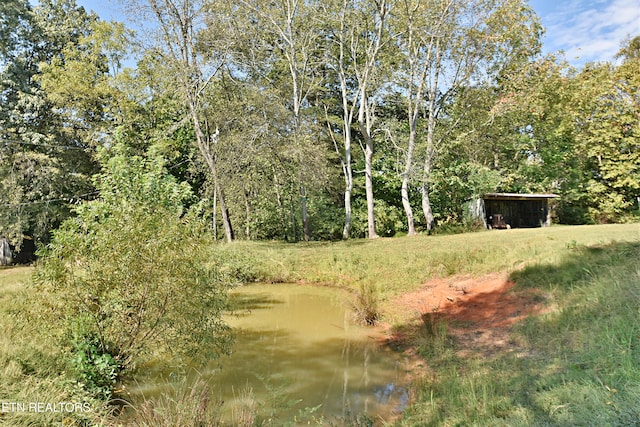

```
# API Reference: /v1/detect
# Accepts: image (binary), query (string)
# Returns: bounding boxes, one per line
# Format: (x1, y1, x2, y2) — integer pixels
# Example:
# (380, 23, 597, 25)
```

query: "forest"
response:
(1, 0, 638, 250)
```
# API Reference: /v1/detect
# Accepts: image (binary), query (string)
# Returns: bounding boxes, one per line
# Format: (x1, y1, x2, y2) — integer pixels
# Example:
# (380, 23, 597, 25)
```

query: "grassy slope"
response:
(243, 224, 640, 292)
(399, 233, 640, 426)
(2, 223, 639, 426)
(241, 223, 640, 426)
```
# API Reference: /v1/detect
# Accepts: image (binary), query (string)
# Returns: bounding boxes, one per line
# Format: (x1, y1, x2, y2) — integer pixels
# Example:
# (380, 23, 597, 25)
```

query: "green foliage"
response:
(477, 47, 640, 225)
(351, 198, 405, 238)
(0, 267, 114, 426)
(0, 0, 101, 248)
(307, 194, 344, 240)
(573, 52, 640, 222)
(3, 0, 638, 246)
(430, 158, 503, 226)
(32, 145, 235, 399)
(68, 323, 121, 401)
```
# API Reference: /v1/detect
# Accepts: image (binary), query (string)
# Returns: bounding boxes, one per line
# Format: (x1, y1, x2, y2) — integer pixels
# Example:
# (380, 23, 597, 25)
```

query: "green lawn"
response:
(1, 223, 640, 426)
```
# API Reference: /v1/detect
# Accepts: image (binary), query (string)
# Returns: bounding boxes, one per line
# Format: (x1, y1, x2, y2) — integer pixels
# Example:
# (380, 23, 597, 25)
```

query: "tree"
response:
(33, 145, 234, 398)
(573, 37, 640, 221)
(392, 0, 542, 232)
(392, 0, 451, 235)
(322, 0, 391, 239)
(234, 0, 326, 241)
(485, 42, 640, 224)
(0, 0, 101, 251)
(127, 0, 236, 241)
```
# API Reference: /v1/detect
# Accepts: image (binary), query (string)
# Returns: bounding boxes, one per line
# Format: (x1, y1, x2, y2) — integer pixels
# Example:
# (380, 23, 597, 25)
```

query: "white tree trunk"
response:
(358, 74, 379, 240)
(401, 128, 417, 235)
(0, 238, 12, 266)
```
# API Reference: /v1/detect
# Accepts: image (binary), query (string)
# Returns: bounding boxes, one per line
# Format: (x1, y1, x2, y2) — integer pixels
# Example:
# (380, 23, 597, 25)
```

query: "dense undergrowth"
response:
(1, 223, 639, 426)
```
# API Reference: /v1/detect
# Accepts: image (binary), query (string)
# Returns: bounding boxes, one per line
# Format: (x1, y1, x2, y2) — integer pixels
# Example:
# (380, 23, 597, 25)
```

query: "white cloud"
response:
(538, 0, 640, 65)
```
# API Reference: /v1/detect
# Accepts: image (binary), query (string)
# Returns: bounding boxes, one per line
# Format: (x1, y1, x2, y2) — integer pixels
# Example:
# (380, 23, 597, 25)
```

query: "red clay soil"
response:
(382, 272, 549, 356)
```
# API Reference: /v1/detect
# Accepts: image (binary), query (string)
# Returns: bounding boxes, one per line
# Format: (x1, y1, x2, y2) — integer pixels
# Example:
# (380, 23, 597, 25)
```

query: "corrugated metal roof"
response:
(483, 193, 559, 200)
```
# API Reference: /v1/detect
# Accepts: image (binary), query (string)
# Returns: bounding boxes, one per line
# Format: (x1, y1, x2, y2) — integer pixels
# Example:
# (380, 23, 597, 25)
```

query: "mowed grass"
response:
(241, 223, 640, 294)
(1, 223, 639, 426)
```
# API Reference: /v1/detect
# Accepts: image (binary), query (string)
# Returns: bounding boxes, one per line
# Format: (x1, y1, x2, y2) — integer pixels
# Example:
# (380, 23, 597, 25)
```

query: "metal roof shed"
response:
(482, 193, 559, 229)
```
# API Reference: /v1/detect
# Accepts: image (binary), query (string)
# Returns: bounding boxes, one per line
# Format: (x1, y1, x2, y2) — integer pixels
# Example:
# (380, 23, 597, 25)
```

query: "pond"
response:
(130, 283, 410, 425)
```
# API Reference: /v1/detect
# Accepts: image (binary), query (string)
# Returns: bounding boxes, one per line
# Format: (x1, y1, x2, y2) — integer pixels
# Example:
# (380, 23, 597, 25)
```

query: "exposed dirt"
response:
(378, 272, 550, 359)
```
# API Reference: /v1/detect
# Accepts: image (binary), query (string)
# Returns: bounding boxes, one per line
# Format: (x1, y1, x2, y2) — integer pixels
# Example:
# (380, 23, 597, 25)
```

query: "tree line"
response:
(2, 0, 639, 248)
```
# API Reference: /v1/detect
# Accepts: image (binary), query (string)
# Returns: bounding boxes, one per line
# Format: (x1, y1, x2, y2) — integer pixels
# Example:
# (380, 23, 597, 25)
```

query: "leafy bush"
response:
(32, 145, 235, 399)
(68, 323, 121, 401)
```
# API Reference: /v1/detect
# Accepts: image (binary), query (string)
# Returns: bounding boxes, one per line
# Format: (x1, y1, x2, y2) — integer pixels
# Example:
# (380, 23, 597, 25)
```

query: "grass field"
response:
(1, 223, 639, 426)
(240, 223, 640, 425)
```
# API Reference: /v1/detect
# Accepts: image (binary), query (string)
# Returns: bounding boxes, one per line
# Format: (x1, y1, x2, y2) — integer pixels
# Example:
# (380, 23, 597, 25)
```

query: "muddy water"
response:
(131, 283, 409, 424)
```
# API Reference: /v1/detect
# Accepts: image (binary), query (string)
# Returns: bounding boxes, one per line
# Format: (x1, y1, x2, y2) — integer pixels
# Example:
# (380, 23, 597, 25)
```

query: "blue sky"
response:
(74, 0, 640, 68)
(529, 0, 640, 66)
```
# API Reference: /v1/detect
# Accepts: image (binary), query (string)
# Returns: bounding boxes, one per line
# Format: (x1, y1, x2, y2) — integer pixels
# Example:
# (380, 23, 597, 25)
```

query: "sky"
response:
(529, 0, 640, 66)
(72, 0, 640, 68)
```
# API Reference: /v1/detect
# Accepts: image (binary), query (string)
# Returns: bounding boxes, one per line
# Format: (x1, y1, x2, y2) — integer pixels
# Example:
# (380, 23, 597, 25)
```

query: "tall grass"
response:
(397, 239, 640, 426)
(0, 266, 110, 426)
(351, 282, 381, 325)
(123, 379, 225, 427)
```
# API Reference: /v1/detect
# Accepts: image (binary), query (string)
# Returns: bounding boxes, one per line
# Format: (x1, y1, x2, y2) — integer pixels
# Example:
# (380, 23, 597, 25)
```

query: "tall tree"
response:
(393, 0, 451, 235)
(322, 0, 391, 239)
(0, 0, 100, 250)
(574, 37, 640, 221)
(235, 0, 325, 241)
(128, 0, 235, 241)
(392, 0, 541, 232)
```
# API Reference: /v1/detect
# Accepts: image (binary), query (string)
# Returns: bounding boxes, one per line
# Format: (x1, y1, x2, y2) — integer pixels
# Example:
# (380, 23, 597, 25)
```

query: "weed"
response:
(420, 310, 443, 337)
(124, 379, 220, 427)
(68, 327, 122, 401)
(351, 282, 381, 325)
(228, 386, 259, 427)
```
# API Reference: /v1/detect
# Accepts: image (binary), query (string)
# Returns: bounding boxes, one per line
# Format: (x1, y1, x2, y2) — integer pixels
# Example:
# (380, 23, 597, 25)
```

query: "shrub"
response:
(32, 146, 235, 400)
(68, 323, 121, 401)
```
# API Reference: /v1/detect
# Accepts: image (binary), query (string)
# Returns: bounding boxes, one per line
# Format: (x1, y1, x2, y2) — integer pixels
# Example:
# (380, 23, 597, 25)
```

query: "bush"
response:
(68, 323, 121, 401)
(32, 146, 235, 400)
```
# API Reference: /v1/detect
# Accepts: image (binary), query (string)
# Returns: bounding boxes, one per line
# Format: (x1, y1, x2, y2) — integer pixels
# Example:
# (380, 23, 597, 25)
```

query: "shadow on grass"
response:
(510, 240, 640, 290)
(397, 240, 640, 426)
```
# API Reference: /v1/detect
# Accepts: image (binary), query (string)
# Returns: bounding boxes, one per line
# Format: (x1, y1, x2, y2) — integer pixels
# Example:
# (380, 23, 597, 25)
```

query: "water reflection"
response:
(133, 284, 409, 424)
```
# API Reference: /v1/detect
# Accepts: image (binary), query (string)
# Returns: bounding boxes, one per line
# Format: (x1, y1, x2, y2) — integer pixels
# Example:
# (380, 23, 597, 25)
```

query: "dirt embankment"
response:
(379, 272, 549, 358)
